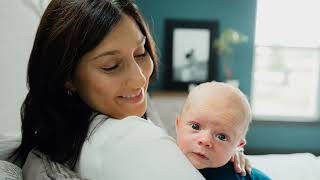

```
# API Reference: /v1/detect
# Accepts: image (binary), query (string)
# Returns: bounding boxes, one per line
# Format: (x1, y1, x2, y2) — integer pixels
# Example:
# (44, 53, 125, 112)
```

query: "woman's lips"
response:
(119, 89, 144, 104)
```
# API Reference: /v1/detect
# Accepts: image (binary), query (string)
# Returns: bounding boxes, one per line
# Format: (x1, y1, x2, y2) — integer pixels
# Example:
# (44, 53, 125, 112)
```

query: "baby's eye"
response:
(191, 123, 200, 130)
(216, 134, 227, 141)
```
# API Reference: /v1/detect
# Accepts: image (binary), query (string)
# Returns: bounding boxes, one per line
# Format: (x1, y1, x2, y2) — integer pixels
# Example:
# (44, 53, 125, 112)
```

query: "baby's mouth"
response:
(193, 152, 209, 160)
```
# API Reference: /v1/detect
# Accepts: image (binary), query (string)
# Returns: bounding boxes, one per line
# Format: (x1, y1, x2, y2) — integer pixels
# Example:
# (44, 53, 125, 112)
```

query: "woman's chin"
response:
(116, 105, 147, 119)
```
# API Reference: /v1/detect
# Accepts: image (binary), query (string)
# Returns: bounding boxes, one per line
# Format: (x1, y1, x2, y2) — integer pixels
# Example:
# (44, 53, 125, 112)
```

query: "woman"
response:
(11, 0, 249, 179)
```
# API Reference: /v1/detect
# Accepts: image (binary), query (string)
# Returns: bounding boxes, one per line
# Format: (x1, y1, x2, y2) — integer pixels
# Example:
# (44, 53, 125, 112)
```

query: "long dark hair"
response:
(11, 0, 158, 168)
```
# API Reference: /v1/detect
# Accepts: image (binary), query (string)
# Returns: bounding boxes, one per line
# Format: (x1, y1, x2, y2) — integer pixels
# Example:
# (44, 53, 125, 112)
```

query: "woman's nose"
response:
(198, 131, 213, 148)
(127, 59, 146, 88)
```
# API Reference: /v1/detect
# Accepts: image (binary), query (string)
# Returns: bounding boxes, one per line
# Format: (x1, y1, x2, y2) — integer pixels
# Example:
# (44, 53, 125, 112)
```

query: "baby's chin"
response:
(191, 160, 215, 169)
(195, 164, 218, 169)
(192, 160, 227, 169)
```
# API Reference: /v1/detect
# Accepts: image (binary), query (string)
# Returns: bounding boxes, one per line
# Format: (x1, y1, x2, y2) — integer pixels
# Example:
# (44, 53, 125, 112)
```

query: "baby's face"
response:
(176, 105, 246, 169)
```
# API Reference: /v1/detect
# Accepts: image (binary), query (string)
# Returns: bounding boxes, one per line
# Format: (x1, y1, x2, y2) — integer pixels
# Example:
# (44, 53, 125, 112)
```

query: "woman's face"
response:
(71, 15, 154, 119)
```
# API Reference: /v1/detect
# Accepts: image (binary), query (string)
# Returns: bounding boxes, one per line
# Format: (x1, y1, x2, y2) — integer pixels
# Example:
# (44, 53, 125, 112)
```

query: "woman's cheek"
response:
(143, 57, 154, 79)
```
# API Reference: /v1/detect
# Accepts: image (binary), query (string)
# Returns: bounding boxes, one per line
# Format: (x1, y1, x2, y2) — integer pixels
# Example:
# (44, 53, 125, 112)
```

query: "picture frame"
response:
(164, 19, 219, 90)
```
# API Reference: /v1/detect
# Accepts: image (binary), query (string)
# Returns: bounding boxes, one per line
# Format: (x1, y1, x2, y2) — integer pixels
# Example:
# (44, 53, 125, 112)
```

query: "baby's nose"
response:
(198, 132, 213, 148)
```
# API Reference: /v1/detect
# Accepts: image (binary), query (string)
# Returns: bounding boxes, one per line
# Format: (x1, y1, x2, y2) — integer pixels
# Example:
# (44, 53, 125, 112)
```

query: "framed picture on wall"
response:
(164, 19, 219, 90)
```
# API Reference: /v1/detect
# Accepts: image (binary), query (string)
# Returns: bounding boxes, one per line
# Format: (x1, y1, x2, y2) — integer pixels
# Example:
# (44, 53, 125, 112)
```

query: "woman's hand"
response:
(230, 148, 251, 176)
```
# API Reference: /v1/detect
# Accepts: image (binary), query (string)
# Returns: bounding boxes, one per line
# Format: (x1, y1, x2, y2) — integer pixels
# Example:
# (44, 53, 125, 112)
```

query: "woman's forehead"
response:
(82, 15, 145, 61)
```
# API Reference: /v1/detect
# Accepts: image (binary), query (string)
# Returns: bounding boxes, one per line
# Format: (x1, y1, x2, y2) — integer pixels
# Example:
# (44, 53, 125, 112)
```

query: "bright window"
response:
(251, 0, 320, 121)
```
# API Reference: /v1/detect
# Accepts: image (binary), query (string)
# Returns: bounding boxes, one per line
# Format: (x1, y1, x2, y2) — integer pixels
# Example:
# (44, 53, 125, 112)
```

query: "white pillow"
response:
(76, 115, 204, 180)
(0, 135, 20, 160)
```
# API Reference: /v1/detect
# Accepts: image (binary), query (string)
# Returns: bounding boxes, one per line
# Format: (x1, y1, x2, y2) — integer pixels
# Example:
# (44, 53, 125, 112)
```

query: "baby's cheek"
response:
(176, 136, 191, 153)
(223, 150, 236, 163)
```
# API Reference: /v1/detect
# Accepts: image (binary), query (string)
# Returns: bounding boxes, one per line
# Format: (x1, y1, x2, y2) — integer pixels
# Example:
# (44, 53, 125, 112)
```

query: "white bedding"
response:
(248, 153, 320, 180)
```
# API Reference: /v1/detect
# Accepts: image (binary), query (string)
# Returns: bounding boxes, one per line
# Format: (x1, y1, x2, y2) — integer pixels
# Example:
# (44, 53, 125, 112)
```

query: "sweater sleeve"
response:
(76, 116, 205, 180)
(250, 168, 272, 180)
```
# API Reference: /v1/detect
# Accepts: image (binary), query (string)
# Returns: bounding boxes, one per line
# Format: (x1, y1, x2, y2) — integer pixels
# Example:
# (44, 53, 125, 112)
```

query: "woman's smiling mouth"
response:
(119, 88, 144, 104)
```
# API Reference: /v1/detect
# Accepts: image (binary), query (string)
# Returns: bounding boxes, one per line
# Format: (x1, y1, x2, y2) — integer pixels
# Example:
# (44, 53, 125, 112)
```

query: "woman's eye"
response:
(191, 123, 200, 130)
(102, 64, 119, 72)
(216, 134, 227, 141)
(134, 51, 147, 58)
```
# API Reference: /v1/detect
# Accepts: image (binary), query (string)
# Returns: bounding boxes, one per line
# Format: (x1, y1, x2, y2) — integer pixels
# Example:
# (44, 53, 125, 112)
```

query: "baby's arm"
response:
(230, 149, 251, 176)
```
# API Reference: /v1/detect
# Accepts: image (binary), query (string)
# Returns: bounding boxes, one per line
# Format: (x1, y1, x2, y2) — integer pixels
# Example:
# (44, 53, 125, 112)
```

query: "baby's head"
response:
(175, 82, 251, 169)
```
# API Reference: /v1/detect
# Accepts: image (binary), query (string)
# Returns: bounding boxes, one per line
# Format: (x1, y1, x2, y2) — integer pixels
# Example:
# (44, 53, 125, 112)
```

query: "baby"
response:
(175, 82, 270, 179)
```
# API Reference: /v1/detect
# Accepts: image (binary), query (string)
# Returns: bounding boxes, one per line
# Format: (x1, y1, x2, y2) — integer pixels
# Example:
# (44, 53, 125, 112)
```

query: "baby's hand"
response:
(230, 148, 252, 176)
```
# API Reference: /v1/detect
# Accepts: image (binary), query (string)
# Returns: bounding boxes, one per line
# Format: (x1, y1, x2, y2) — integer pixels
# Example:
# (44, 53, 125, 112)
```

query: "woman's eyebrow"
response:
(137, 36, 146, 46)
(92, 50, 120, 61)
(92, 36, 146, 61)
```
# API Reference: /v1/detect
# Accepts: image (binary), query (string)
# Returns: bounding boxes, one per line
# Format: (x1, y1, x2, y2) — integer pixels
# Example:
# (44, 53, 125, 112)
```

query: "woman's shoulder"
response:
(76, 115, 204, 180)
(84, 115, 171, 148)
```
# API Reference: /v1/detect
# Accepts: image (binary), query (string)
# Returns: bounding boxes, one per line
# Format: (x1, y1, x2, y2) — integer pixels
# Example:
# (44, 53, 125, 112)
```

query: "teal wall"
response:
(246, 122, 320, 155)
(137, 0, 320, 155)
(136, 0, 256, 97)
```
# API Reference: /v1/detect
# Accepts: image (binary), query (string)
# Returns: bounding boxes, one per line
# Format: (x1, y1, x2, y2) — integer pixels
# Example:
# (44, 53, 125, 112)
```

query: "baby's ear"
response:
(237, 138, 247, 149)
